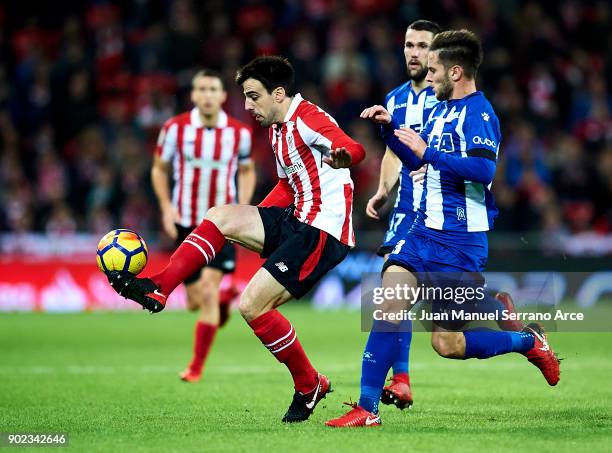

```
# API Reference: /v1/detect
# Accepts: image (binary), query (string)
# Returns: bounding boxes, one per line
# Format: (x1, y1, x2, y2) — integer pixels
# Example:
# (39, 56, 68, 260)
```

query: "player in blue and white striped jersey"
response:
(326, 29, 560, 429)
(367, 21, 440, 256)
(381, 26, 559, 396)
(364, 19, 441, 414)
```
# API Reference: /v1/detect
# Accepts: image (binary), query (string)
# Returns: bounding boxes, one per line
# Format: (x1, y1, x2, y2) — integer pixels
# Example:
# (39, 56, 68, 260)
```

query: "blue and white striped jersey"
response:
(385, 81, 439, 213)
(417, 91, 500, 233)
(382, 91, 501, 246)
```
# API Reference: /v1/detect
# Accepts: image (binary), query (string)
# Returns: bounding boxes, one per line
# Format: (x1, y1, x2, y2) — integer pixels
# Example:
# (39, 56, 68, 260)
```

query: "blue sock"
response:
(359, 320, 400, 413)
(464, 328, 535, 359)
(391, 319, 412, 375)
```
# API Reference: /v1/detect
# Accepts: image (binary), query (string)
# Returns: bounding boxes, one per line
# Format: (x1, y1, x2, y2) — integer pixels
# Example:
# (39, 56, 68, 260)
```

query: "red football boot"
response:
(325, 402, 381, 428)
(179, 368, 201, 383)
(282, 373, 332, 423)
(495, 292, 524, 331)
(381, 373, 413, 409)
(523, 323, 560, 386)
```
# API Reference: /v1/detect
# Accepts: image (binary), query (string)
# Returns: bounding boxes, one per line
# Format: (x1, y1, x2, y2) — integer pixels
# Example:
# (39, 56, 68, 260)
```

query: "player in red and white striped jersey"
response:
(267, 94, 356, 245)
(151, 69, 255, 383)
(108, 57, 365, 422)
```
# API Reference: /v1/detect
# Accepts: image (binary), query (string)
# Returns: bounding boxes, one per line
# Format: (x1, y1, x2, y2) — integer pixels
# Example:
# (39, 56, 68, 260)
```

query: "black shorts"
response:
(377, 245, 393, 257)
(176, 224, 236, 284)
(258, 206, 350, 299)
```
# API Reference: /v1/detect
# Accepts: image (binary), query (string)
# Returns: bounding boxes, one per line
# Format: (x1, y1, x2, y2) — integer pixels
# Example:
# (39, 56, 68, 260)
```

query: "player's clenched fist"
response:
(323, 147, 353, 169)
(360, 105, 392, 124)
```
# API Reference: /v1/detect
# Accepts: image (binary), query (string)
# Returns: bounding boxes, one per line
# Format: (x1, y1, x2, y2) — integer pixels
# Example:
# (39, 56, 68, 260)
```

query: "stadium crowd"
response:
(0, 0, 610, 255)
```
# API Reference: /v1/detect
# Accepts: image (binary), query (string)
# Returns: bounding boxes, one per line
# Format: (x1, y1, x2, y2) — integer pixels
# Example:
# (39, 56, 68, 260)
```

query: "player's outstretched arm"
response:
(393, 128, 428, 159)
(365, 148, 400, 220)
(379, 123, 423, 171)
(300, 106, 366, 169)
(360, 105, 392, 124)
(422, 151, 496, 185)
(361, 104, 423, 170)
(394, 126, 497, 184)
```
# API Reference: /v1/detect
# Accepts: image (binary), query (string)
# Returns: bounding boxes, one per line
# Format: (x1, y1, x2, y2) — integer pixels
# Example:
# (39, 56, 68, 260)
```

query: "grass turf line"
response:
(1, 305, 611, 452)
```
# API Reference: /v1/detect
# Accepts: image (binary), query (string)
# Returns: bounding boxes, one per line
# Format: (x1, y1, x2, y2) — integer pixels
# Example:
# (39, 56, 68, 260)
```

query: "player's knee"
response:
(237, 298, 254, 321)
(205, 205, 221, 221)
(185, 290, 201, 312)
(204, 205, 232, 233)
(185, 281, 204, 311)
(237, 287, 263, 322)
(431, 336, 453, 357)
(238, 286, 252, 317)
(431, 333, 462, 358)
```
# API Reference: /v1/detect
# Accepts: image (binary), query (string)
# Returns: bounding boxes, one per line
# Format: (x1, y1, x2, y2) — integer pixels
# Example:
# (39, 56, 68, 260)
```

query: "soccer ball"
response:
(96, 229, 148, 275)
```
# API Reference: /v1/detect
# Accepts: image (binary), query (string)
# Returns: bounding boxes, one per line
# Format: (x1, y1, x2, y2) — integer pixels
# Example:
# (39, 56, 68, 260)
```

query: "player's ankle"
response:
(393, 372, 409, 383)
(295, 372, 319, 394)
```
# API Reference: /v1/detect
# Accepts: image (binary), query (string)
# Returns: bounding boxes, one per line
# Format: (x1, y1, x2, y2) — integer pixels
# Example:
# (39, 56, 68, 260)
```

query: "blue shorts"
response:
(383, 231, 488, 274)
(377, 208, 416, 257)
(382, 231, 489, 331)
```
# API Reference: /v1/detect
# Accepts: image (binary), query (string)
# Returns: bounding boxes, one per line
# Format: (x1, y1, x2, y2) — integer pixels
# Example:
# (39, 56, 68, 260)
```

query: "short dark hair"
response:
(430, 29, 483, 79)
(407, 20, 441, 36)
(235, 56, 295, 96)
(192, 69, 224, 88)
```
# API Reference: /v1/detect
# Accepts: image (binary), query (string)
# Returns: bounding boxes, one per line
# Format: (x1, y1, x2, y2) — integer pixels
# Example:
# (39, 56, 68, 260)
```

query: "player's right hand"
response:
(161, 206, 179, 240)
(366, 191, 388, 220)
(360, 105, 392, 124)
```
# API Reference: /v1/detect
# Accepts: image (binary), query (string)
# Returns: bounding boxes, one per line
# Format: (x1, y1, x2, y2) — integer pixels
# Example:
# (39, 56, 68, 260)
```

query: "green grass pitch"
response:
(2, 305, 611, 452)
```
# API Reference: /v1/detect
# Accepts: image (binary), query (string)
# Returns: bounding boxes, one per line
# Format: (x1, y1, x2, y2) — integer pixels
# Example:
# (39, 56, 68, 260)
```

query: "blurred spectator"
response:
(0, 0, 610, 256)
(45, 202, 77, 236)
(504, 123, 551, 213)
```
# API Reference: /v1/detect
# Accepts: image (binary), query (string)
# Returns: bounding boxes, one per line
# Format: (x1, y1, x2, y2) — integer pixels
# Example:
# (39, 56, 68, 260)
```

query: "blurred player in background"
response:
(364, 19, 441, 411)
(327, 29, 559, 428)
(109, 56, 365, 423)
(151, 69, 255, 382)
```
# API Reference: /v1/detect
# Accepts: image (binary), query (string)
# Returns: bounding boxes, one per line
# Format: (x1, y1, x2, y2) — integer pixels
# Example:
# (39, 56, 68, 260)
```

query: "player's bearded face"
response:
(426, 52, 454, 101)
(408, 62, 428, 82)
(436, 71, 453, 101)
(404, 29, 433, 82)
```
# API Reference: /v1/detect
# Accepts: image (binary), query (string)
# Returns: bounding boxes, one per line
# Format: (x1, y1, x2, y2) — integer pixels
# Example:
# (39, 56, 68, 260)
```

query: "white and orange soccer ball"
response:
(96, 229, 148, 275)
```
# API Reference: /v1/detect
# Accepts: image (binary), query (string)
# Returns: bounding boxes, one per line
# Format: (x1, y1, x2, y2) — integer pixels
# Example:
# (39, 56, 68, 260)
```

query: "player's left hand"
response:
(323, 147, 352, 168)
(394, 128, 427, 159)
(409, 164, 428, 184)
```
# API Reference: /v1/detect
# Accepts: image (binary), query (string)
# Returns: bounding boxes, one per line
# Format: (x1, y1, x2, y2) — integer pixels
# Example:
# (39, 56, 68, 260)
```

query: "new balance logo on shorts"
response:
(275, 262, 289, 272)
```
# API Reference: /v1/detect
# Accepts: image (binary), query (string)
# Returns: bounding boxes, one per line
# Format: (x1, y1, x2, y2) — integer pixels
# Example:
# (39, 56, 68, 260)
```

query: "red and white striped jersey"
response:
(156, 108, 252, 228)
(269, 93, 357, 247)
